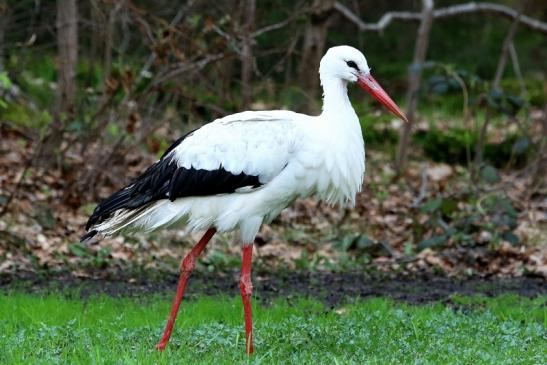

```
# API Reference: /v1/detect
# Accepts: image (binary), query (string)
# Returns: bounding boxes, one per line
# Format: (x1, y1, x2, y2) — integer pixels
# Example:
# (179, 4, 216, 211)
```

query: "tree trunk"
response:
(37, 0, 78, 168)
(240, 0, 256, 109)
(102, 1, 122, 102)
(103, 6, 115, 82)
(529, 102, 547, 195)
(395, 0, 434, 175)
(472, 14, 521, 181)
(55, 0, 78, 116)
(0, 1, 8, 72)
(298, 0, 335, 114)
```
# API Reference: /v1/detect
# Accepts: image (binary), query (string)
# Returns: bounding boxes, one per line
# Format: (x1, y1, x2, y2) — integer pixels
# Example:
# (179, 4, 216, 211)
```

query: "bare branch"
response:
(411, 164, 429, 208)
(151, 53, 225, 87)
(508, 42, 527, 98)
(136, 0, 198, 82)
(252, 19, 293, 38)
(334, 2, 420, 32)
(492, 13, 521, 90)
(395, 0, 434, 174)
(335, 1, 547, 35)
(252, 7, 304, 38)
(211, 24, 242, 55)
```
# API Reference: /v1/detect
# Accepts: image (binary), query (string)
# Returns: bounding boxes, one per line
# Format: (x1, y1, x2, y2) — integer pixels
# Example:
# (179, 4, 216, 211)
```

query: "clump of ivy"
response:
(412, 193, 519, 252)
(415, 63, 535, 170)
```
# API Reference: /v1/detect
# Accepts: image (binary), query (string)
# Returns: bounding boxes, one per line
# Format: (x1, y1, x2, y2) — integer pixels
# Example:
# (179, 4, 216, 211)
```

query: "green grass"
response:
(0, 293, 545, 364)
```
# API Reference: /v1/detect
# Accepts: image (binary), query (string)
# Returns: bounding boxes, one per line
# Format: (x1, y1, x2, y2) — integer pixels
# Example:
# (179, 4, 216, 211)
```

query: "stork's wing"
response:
(170, 111, 299, 183)
(85, 111, 300, 230)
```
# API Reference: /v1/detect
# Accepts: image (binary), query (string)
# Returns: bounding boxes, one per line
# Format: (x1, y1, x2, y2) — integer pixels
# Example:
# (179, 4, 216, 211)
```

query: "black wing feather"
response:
(84, 132, 262, 233)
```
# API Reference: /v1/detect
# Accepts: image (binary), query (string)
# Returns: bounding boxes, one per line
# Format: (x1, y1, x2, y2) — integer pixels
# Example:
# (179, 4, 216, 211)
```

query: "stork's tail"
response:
(81, 132, 197, 241)
(82, 186, 153, 241)
(82, 202, 156, 242)
(80, 229, 98, 242)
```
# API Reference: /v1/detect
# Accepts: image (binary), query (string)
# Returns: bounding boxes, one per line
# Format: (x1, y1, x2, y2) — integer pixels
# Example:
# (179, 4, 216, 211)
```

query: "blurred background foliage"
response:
(0, 0, 545, 276)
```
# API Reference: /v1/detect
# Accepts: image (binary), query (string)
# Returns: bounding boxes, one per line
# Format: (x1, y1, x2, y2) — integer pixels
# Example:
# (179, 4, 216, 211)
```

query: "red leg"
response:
(155, 228, 216, 351)
(240, 244, 254, 354)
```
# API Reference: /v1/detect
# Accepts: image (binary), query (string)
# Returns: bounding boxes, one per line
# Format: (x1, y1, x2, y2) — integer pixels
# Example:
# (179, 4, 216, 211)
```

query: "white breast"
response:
(292, 115, 365, 206)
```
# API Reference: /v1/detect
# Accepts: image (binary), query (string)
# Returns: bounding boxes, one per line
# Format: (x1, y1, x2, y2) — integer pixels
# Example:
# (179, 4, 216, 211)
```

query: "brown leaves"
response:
(417, 249, 454, 273)
(104, 76, 119, 95)
(0, 129, 545, 279)
(257, 241, 302, 268)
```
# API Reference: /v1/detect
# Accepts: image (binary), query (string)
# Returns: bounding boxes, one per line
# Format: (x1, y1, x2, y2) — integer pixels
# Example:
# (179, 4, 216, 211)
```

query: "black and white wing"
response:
(83, 111, 301, 234)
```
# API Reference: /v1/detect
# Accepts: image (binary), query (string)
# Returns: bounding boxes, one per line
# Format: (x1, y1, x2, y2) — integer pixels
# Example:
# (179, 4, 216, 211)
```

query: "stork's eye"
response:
(346, 61, 359, 71)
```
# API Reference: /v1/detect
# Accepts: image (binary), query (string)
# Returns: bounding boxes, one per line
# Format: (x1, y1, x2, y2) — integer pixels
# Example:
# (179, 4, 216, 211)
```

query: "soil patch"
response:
(1, 270, 545, 306)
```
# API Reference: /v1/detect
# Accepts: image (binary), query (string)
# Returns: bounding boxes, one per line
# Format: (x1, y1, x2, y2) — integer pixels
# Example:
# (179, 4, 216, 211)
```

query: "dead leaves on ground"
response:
(0, 128, 545, 279)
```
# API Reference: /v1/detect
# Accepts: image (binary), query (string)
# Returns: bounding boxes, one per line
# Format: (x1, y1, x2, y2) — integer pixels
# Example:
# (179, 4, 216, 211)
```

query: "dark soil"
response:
(1, 270, 545, 306)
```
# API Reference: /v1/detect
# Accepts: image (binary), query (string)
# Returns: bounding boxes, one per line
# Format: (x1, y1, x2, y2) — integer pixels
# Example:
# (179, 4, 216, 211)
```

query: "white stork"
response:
(82, 45, 407, 354)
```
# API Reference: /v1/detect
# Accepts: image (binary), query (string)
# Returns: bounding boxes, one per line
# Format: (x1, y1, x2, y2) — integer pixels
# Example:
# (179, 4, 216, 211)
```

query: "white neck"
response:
(320, 76, 352, 117)
(313, 74, 366, 206)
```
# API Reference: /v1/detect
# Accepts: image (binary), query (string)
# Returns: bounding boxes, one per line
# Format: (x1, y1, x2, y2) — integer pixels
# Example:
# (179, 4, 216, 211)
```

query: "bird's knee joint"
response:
(239, 275, 253, 296)
(181, 255, 196, 272)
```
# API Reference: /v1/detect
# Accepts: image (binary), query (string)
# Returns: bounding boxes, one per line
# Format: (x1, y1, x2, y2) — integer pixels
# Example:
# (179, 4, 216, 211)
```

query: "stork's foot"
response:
(155, 341, 167, 351)
(240, 244, 254, 354)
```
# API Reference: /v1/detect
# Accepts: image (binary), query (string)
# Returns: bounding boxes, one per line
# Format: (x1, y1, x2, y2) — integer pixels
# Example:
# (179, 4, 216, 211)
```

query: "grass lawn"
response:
(0, 292, 545, 364)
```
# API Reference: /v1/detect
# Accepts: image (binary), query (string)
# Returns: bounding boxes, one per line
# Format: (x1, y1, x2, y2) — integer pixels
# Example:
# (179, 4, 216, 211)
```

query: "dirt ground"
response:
(1, 270, 545, 306)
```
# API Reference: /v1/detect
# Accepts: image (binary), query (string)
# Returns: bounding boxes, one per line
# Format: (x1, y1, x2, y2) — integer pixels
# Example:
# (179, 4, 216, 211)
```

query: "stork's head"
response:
(320, 45, 407, 122)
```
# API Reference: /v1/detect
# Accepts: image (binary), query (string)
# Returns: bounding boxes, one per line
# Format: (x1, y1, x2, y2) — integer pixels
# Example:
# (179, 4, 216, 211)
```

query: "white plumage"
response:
(86, 45, 407, 244)
(94, 109, 364, 242)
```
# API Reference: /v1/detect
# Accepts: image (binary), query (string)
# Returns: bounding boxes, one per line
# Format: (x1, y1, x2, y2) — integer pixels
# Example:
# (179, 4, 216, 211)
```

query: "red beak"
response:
(357, 74, 408, 122)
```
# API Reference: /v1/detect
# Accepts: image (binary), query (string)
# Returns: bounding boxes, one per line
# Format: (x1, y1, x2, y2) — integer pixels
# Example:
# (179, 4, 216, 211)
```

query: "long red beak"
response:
(357, 74, 408, 122)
